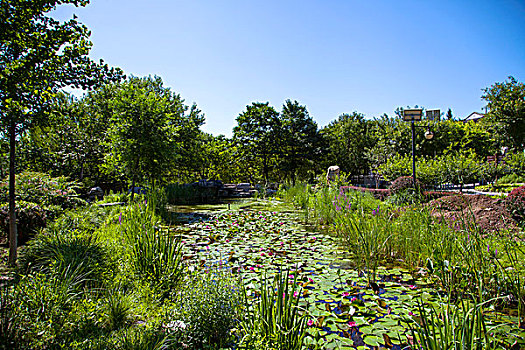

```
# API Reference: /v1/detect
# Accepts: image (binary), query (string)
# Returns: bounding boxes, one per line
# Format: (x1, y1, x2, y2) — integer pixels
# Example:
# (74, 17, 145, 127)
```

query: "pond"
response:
(168, 201, 525, 349)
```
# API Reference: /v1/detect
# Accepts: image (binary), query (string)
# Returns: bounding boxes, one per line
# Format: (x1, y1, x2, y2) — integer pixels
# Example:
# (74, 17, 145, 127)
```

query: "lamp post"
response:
(404, 109, 434, 183)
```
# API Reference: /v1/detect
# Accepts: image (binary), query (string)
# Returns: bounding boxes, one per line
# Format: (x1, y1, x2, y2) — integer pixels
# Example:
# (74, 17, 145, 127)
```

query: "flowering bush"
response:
(0, 172, 86, 220)
(389, 176, 423, 195)
(506, 185, 525, 224)
(0, 201, 47, 243)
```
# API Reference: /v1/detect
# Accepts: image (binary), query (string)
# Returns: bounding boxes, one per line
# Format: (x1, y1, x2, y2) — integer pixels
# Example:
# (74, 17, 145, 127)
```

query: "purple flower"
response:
(118, 213, 122, 224)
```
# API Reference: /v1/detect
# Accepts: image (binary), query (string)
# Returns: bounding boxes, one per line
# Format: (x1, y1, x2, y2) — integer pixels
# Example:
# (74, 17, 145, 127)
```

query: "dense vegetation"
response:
(1, 0, 525, 349)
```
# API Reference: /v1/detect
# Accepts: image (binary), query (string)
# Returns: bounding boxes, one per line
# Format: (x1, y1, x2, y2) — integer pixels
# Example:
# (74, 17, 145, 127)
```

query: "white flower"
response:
(165, 320, 186, 331)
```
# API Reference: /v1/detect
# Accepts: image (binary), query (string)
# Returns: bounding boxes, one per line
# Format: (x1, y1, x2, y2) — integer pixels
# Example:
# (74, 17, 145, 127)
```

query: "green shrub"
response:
(0, 200, 47, 243)
(121, 203, 184, 297)
(15, 267, 88, 349)
(0, 171, 86, 211)
(388, 176, 423, 205)
(102, 288, 133, 331)
(497, 173, 525, 185)
(168, 268, 243, 349)
(0, 285, 21, 349)
(18, 229, 113, 287)
(389, 176, 422, 194)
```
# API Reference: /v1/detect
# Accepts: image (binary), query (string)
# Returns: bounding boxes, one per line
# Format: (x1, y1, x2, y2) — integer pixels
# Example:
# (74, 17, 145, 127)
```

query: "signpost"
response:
(426, 109, 441, 121)
(403, 108, 433, 183)
(403, 108, 423, 121)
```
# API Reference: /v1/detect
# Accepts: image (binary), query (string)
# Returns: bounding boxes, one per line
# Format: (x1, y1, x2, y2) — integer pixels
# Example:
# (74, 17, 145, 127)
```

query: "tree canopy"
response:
(482, 76, 525, 150)
(0, 0, 123, 264)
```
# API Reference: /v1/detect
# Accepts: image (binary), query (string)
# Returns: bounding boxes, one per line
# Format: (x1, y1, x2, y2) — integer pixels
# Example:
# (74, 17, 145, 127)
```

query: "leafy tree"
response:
(279, 100, 322, 184)
(103, 76, 204, 196)
(482, 76, 525, 150)
(320, 112, 372, 175)
(233, 102, 281, 184)
(0, 0, 123, 264)
(17, 92, 110, 183)
(446, 108, 453, 120)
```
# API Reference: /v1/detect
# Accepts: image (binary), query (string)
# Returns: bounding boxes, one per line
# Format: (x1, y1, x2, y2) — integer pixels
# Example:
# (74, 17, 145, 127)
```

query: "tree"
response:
(103, 76, 204, 195)
(321, 112, 372, 175)
(446, 108, 453, 120)
(233, 102, 281, 184)
(482, 76, 525, 150)
(279, 100, 322, 184)
(0, 0, 123, 265)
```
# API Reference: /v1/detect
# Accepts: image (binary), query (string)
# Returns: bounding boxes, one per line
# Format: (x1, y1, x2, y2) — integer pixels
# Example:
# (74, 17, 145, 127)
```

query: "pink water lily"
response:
(348, 321, 357, 327)
(307, 319, 314, 327)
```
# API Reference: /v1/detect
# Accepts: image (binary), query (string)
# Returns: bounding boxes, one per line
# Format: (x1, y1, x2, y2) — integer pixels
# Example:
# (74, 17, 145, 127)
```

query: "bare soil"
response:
(426, 194, 519, 233)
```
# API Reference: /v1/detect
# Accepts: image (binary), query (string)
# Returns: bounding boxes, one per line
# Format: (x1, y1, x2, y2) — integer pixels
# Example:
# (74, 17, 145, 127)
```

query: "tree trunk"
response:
(8, 120, 18, 266)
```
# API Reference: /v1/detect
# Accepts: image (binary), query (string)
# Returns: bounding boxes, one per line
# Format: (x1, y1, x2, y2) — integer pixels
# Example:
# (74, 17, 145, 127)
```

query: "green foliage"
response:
(239, 271, 306, 350)
(482, 76, 525, 149)
(120, 203, 184, 297)
(0, 171, 85, 211)
(389, 176, 422, 195)
(0, 286, 20, 349)
(408, 299, 501, 349)
(103, 76, 204, 186)
(101, 288, 133, 331)
(496, 173, 525, 185)
(0, 200, 46, 242)
(110, 327, 166, 350)
(17, 228, 112, 288)
(278, 100, 323, 184)
(168, 269, 243, 349)
(233, 102, 281, 183)
(165, 183, 218, 205)
(388, 176, 423, 205)
(14, 267, 89, 348)
(320, 112, 371, 175)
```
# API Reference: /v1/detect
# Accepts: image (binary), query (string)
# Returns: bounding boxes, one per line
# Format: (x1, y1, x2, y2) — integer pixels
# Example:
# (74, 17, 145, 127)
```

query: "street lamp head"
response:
(424, 130, 434, 140)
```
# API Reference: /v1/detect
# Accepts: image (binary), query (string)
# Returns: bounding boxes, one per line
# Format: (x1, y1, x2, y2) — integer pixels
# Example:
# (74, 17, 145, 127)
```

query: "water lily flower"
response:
(308, 277, 314, 283)
(342, 292, 350, 297)
(409, 311, 415, 316)
(249, 266, 255, 271)
(225, 239, 230, 243)
(307, 319, 314, 327)
(409, 285, 416, 290)
(293, 291, 299, 298)
(351, 297, 357, 302)
(348, 321, 357, 327)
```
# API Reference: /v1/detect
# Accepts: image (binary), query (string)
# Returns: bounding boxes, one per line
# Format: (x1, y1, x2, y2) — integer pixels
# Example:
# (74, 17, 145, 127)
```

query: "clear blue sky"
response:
(53, 0, 525, 137)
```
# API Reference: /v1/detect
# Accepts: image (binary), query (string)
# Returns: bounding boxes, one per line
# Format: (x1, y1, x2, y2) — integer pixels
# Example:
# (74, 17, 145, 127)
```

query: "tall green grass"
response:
(119, 202, 184, 298)
(407, 298, 505, 350)
(239, 270, 307, 350)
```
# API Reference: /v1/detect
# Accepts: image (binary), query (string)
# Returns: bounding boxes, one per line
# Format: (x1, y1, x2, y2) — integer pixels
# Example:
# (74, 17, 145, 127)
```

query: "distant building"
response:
(463, 112, 485, 123)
